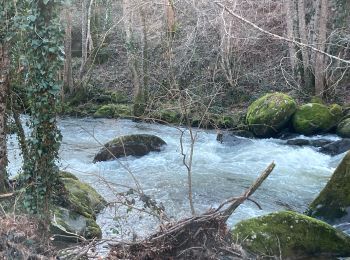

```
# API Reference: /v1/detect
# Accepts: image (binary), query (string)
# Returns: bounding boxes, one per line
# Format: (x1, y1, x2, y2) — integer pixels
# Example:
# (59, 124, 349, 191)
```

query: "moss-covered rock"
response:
(93, 134, 167, 162)
(308, 151, 350, 222)
(246, 92, 297, 137)
(159, 109, 182, 124)
(61, 177, 106, 218)
(51, 207, 102, 241)
(337, 118, 350, 138)
(93, 104, 132, 118)
(51, 172, 107, 242)
(310, 96, 324, 104)
(292, 103, 342, 135)
(232, 211, 350, 258)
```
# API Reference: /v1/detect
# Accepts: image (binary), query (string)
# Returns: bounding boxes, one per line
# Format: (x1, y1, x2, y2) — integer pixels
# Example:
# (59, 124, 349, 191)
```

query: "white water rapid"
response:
(7, 117, 347, 240)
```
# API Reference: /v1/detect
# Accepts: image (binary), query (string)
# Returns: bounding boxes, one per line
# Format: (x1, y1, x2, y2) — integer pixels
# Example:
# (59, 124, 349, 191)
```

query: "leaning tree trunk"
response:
(0, 43, 9, 193)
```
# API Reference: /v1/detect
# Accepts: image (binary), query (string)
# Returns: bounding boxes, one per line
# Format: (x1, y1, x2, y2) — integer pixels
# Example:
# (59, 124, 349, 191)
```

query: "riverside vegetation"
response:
(1, 0, 350, 259)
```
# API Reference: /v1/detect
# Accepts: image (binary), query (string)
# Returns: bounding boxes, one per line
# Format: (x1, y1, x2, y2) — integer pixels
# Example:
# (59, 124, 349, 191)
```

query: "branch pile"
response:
(108, 163, 275, 259)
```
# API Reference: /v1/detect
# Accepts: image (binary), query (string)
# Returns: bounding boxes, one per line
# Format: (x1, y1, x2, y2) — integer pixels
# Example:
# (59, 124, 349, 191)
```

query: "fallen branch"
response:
(0, 193, 14, 199)
(108, 162, 275, 259)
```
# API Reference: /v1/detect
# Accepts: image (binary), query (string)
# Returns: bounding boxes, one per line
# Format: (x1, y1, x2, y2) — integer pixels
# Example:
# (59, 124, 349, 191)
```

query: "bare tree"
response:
(64, 5, 74, 94)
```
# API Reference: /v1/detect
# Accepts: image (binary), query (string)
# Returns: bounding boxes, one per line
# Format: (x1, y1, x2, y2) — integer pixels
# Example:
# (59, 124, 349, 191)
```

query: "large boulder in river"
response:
(308, 151, 350, 223)
(232, 211, 350, 259)
(292, 103, 342, 135)
(337, 118, 350, 138)
(93, 134, 166, 162)
(246, 92, 297, 137)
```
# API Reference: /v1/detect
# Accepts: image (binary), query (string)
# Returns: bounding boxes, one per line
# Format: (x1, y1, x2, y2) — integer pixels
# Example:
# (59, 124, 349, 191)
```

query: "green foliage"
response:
(20, 0, 64, 219)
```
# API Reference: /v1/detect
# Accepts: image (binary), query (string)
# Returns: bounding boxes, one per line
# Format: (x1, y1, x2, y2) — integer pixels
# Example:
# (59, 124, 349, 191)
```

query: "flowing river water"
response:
(7, 117, 348, 241)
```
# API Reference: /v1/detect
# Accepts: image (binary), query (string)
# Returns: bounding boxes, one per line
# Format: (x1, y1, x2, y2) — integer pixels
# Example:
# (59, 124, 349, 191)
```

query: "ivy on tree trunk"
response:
(22, 0, 64, 221)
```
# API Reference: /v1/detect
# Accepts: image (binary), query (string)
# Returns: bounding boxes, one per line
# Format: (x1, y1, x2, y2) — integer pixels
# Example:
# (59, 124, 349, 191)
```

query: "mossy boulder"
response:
(93, 134, 166, 162)
(246, 92, 297, 137)
(292, 103, 343, 135)
(60, 176, 106, 218)
(51, 207, 102, 241)
(308, 151, 350, 222)
(93, 104, 131, 118)
(158, 109, 182, 124)
(51, 172, 107, 241)
(337, 118, 350, 138)
(232, 211, 350, 258)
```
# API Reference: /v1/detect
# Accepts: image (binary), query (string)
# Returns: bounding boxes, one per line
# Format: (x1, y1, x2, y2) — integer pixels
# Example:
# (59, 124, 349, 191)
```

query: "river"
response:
(7, 117, 347, 240)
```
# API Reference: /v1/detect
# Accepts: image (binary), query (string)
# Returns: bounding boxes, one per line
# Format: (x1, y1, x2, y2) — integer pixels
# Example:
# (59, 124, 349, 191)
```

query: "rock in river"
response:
(93, 134, 167, 162)
(319, 138, 350, 156)
(308, 151, 350, 223)
(232, 211, 350, 259)
(246, 92, 297, 137)
(292, 103, 342, 135)
(337, 118, 350, 138)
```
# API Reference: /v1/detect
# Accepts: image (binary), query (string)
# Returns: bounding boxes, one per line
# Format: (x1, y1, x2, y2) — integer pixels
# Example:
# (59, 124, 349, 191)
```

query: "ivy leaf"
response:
(43, 0, 50, 5)
(27, 15, 36, 22)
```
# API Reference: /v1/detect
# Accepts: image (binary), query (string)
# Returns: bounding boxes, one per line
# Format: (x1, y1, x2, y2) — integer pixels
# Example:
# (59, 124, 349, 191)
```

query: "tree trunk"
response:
(165, 0, 176, 38)
(284, 0, 297, 71)
(297, 0, 314, 95)
(0, 43, 9, 193)
(64, 6, 73, 94)
(122, 0, 143, 117)
(86, 0, 94, 54)
(314, 0, 328, 97)
(79, 0, 88, 80)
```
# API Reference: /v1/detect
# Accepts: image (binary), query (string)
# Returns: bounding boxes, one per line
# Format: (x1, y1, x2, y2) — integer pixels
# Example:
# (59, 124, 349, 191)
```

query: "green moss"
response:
(61, 177, 107, 218)
(246, 92, 297, 137)
(310, 96, 324, 104)
(337, 118, 350, 138)
(93, 104, 131, 118)
(308, 151, 350, 221)
(51, 207, 102, 240)
(329, 104, 343, 118)
(232, 211, 350, 258)
(59, 171, 79, 180)
(292, 103, 341, 135)
(159, 109, 182, 124)
(133, 92, 146, 117)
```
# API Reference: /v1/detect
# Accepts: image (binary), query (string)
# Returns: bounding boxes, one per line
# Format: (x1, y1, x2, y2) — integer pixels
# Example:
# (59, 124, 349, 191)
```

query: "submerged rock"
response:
(93, 134, 166, 162)
(308, 151, 350, 223)
(337, 118, 350, 138)
(246, 92, 297, 137)
(319, 139, 350, 156)
(286, 138, 332, 147)
(232, 211, 350, 259)
(216, 132, 253, 145)
(292, 103, 342, 135)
